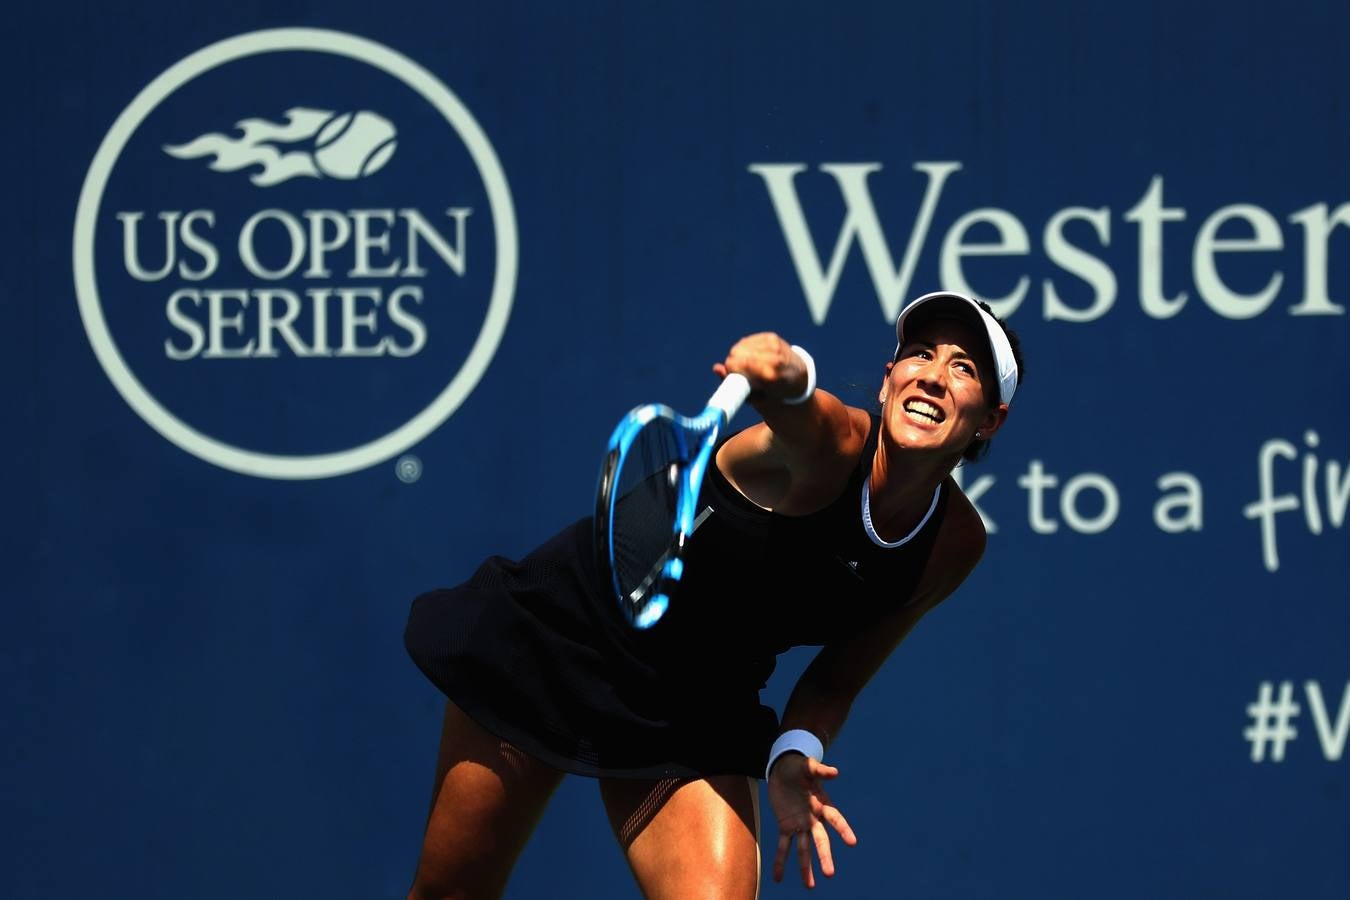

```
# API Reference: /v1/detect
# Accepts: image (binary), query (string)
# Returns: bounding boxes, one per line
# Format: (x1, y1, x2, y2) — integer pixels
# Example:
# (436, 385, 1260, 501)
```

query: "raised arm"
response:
(712, 333, 869, 514)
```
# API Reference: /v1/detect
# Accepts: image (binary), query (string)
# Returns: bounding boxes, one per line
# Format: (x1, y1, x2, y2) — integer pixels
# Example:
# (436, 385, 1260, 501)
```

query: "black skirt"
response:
(404, 518, 779, 779)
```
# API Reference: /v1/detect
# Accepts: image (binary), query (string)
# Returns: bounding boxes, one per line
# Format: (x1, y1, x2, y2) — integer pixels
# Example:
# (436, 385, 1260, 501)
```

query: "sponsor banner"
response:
(7, 4, 1348, 899)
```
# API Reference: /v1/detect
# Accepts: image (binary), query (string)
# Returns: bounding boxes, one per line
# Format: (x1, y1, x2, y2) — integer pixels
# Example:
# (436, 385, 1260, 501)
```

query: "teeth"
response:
(903, 400, 942, 422)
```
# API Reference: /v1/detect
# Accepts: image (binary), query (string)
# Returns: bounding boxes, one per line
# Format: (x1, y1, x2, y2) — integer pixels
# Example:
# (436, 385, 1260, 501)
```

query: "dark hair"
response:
(876, 298, 1026, 464)
(960, 299, 1024, 463)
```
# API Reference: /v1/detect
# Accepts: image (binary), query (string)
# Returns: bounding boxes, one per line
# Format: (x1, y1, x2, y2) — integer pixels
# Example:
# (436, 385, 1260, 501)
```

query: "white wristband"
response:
(765, 728, 825, 779)
(782, 345, 816, 405)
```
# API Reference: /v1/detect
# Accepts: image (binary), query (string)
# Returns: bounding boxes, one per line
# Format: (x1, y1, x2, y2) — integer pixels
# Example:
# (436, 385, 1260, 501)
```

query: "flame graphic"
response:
(164, 107, 397, 186)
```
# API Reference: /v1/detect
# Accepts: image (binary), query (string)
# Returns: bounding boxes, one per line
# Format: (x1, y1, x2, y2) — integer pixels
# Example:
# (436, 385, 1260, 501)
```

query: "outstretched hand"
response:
(767, 753, 858, 888)
(712, 333, 809, 403)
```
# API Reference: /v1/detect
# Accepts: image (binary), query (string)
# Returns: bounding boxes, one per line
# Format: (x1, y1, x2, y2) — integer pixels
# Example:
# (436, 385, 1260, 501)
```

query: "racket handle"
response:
(707, 372, 751, 423)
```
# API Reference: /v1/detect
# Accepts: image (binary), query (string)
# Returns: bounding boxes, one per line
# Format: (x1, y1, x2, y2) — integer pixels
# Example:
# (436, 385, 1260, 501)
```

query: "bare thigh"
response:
(599, 775, 761, 900)
(408, 701, 564, 900)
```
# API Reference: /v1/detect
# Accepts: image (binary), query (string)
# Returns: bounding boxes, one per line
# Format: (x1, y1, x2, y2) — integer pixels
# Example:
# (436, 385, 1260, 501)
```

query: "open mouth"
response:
(902, 399, 944, 424)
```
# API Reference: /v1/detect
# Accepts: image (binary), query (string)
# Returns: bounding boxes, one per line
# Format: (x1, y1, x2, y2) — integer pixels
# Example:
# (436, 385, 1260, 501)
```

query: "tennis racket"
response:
(595, 373, 751, 629)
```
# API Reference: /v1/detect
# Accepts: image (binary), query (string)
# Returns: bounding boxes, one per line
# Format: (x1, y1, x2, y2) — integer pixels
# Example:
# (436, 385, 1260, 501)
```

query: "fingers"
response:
(768, 759, 854, 886)
(790, 824, 835, 886)
(805, 785, 858, 848)
(821, 804, 858, 846)
(813, 821, 835, 878)
(798, 830, 815, 888)
(774, 817, 850, 887)
(772, 823, 820, 887)
(717, 333, 804, 397)
(806, 758, 839, 780)
(773, 831, 789, 883)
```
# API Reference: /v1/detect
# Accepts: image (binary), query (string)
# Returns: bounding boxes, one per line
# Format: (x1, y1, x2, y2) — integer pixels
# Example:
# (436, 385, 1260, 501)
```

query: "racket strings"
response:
(611, 421, 686, 608)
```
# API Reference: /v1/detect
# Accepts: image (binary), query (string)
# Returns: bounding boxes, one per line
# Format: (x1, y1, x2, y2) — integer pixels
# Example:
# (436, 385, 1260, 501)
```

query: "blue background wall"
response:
(7, 1, 1349, 897)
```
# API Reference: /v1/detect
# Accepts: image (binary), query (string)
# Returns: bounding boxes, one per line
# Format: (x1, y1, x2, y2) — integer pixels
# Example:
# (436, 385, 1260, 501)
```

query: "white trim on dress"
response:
(861, 477, 941, 548)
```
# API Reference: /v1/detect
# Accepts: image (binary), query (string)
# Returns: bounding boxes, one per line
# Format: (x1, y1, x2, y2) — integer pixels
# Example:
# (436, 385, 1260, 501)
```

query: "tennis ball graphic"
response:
(313, 111, 397, 179)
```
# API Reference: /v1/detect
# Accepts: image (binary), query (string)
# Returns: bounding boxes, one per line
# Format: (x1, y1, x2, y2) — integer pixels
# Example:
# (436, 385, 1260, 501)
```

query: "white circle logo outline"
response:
(73, 28, 517, 480)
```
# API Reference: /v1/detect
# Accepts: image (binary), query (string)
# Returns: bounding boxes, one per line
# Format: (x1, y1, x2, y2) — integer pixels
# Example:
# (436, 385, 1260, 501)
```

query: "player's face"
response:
(883, 318, 1004, 454)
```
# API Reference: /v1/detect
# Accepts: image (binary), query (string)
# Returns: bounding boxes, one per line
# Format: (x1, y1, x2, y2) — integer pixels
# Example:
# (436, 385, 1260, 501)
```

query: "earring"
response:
(975, 431, 982, 438)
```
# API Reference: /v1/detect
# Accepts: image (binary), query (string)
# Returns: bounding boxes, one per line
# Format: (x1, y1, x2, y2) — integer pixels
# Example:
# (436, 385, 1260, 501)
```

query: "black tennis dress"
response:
(404, 415, 950, 780)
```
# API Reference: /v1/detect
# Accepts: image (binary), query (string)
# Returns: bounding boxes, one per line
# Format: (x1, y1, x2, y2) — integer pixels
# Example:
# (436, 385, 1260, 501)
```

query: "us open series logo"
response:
(73, 28, 518, 479)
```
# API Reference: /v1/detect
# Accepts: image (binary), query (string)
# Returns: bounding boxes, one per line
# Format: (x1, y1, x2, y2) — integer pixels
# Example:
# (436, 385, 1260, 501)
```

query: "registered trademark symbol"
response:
(395, 454, 423, 483)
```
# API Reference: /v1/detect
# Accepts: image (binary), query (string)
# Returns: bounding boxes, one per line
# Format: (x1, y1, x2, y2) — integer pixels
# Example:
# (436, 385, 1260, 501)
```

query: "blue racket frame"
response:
(596, 374, 750, 629)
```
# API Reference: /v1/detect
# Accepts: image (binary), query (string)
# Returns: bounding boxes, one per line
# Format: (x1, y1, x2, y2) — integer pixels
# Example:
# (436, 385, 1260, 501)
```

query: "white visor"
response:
(893, 292, 1018, 406)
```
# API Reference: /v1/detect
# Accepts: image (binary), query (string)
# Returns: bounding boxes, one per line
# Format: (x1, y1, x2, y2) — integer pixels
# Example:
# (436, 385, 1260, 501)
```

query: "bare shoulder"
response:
(716, 393, 870, 512)
(843, 404, 874, 449)
(942, 480, 989, 558)
(777, 397, 870, 508)
(913, 478, 988, 608)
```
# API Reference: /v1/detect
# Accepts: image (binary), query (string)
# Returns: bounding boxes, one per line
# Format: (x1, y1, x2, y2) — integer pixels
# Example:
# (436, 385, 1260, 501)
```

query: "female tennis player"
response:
(405, 291, 1023, 898)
